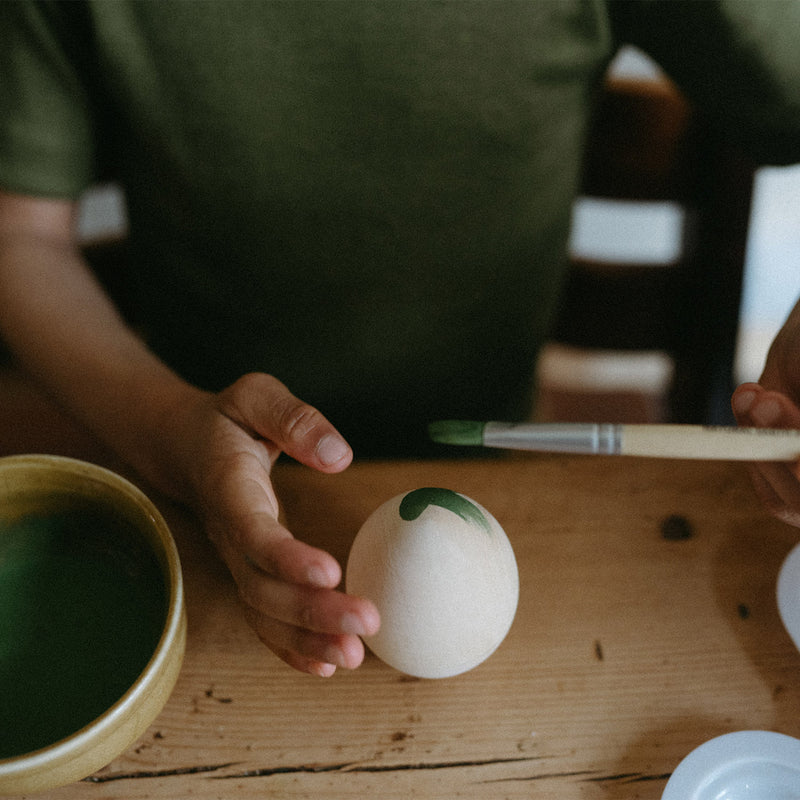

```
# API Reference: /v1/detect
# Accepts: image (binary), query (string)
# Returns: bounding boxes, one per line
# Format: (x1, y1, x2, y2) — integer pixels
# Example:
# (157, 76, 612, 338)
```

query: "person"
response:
(1, 0, 799, 677)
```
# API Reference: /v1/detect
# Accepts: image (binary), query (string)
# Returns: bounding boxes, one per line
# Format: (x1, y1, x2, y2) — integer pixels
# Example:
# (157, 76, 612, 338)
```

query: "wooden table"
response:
(37, 455, 800, 799)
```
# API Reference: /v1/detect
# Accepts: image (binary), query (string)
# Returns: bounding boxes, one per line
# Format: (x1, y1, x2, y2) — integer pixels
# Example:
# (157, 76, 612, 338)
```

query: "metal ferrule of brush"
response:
(482, 422, 622, 454)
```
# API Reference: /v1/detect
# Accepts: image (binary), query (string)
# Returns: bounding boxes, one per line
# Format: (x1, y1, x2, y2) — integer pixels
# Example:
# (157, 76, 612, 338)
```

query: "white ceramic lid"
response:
(661, 730, 800, 800)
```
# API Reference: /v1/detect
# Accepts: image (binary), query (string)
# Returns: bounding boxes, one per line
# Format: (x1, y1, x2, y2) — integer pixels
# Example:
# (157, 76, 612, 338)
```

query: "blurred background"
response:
(76, 47, 800, 426)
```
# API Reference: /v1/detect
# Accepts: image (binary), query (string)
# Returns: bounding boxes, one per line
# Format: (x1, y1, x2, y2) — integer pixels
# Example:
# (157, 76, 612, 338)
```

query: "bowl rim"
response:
(660, 730, 800, 799)
(0, 454, 185, 779)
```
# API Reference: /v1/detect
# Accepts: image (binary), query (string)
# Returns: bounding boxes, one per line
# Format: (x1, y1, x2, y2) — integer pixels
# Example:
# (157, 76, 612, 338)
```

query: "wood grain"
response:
(34, 455, 800, 799)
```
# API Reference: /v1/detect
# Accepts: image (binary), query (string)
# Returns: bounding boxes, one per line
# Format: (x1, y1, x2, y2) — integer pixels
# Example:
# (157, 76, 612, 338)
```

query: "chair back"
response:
(545, 53, 755, 424)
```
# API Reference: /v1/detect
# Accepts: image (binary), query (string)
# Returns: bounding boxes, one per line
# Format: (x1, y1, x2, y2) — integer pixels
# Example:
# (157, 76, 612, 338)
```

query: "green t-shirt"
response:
(1, 1, 799, 455)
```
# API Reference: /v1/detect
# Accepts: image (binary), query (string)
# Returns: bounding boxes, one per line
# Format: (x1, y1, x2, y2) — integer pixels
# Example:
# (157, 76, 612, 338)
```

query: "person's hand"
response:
(0, 192, 378, 676)
(732, 299, 800, 527)
(166, 373, 380, 677)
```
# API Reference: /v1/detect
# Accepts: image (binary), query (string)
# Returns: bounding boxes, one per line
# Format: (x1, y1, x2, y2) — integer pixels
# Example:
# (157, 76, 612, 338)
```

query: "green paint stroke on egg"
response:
(398, 488, 492, 535)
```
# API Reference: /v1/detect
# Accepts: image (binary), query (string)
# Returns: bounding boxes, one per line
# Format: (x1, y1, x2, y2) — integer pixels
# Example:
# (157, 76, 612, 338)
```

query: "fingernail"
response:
(752, 398, 782, 427)
(306, 564, 331, 587)
(316, 434, 350, 467)
(341, 609, 379, 636)
(732, 389, 755, 416)
(340, 612, 367, 636)
(313, 662, 337, 678)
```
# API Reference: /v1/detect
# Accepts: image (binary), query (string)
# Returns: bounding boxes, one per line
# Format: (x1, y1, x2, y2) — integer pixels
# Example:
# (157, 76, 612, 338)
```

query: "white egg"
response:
(345, 487, 518, 679)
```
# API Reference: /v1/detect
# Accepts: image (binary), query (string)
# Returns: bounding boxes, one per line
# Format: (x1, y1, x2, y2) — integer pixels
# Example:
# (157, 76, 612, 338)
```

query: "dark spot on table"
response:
(205, 686, 233, 703)
(594, 640, 604, 661)
(737, 603, 750, 620)
(660, 514, 694, 541)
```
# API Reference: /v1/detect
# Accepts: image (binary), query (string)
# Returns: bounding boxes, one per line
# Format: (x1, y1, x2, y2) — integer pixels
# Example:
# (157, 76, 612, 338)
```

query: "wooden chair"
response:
(538, 52, 755, 425)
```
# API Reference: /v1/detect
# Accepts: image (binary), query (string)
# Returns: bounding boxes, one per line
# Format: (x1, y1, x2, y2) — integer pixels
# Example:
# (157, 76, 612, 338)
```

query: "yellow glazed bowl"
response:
(0, 455, 186, 795)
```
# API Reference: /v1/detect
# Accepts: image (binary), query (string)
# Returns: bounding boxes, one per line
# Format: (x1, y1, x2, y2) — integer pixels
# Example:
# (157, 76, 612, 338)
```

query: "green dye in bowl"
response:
(0, 505, 167, 758)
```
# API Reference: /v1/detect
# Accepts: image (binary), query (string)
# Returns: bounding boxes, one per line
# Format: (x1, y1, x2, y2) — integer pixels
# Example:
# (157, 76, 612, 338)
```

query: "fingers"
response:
(200, 374, 377, 675)
(206, 450, 380, 675)
(747, 463, 800, 527)
(231, 548, 380, 676)
(242, 606, 366, 678)
(209, 462, 341, 586)
(732, 382, 800, 429)
(214, 523, 380, 675)
(241, 584, 376, 672)
(218, 373, 352, 472)
(235, 557, 380, 636)
(732, 382, 800, 528)
(250, 533, 342, 589)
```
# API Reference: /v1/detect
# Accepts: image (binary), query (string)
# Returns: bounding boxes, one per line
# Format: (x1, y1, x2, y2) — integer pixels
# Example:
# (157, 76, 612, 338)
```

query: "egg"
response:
(345, 487, 518, 678)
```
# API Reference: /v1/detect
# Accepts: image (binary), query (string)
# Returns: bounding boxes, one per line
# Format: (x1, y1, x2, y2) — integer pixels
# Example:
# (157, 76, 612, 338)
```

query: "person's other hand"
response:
(732, 299, 800, 527)
(171, 373, 380, 676)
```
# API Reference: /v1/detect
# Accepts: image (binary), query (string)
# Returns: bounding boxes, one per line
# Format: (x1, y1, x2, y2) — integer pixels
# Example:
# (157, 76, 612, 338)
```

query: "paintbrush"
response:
(428, 420, 800, 461)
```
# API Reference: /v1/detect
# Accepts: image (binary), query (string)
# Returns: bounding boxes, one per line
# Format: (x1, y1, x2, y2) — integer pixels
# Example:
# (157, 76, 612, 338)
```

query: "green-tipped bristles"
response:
(427, 420, 485, 447)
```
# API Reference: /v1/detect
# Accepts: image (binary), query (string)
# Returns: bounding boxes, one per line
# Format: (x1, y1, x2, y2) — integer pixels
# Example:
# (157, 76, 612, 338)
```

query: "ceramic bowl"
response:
(0, 455, 186, 795)
(660, 730, 800, 799)
(778, 540, 800, 653)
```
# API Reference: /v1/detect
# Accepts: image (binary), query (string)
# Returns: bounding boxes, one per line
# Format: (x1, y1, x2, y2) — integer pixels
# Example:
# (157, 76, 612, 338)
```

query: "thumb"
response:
(218, 373, 352, 472)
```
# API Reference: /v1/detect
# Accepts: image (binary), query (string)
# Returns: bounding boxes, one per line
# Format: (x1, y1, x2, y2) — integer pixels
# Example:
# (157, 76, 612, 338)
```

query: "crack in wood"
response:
(482, 769, 599, 784)
(213, 762, 353, 779)
(83, 763, 238, 783)
(606, 772, 672, 784)
(214, 755, 539, 779)
(80, 756, 668, 786)
(483, 769, 673, 785)
(583, 772, 645, 783)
